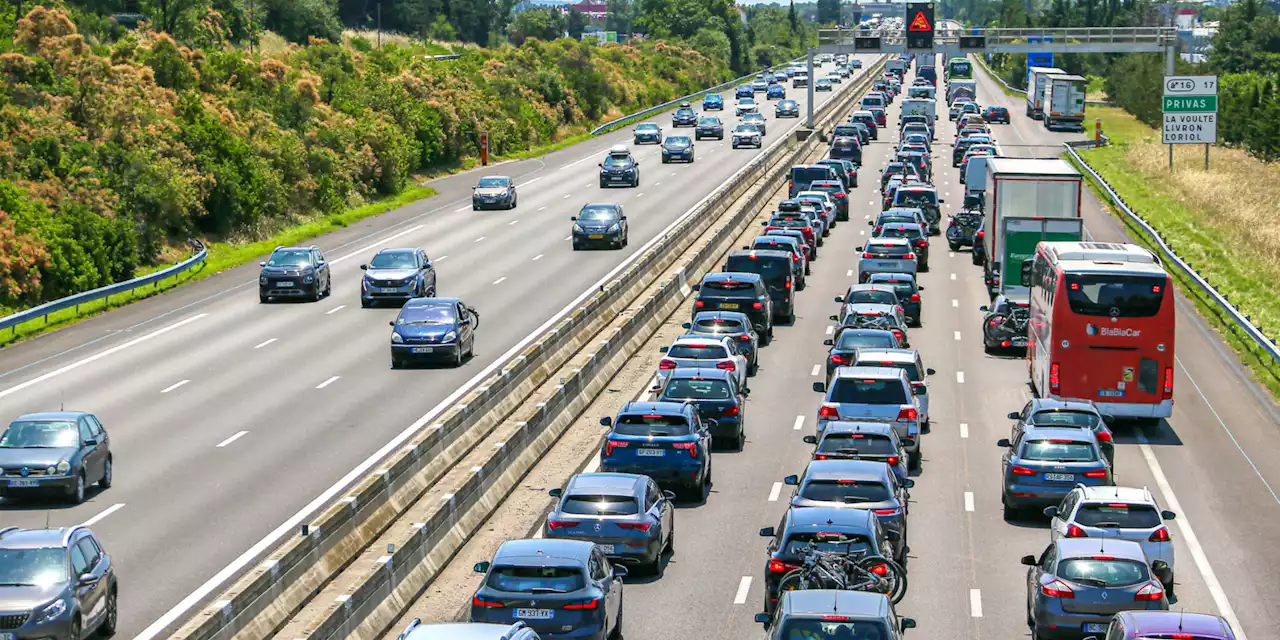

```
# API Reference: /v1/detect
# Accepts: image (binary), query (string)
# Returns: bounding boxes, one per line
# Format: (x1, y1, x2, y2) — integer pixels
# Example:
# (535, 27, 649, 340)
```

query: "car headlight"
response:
(259, 276, 267, 285)
(391, 333, 404, 344)
(35, 598, 67, 624)
(56, 460, 70, 474)
(442, 330, 457, 343)
(573, 224, 585, 233)
(361, 278, 370, 292)
(303, 275, 315, 284)
(606, 223, 620, 233)
(45, 466, 56, 475)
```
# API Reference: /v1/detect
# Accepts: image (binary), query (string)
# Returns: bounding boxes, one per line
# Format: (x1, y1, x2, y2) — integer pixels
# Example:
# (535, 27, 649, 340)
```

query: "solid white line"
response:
(216, 431, 249, 448)
(637, 192, 645, 197)
(532, 254, 544, 261)
(811, 364, 821, 376)
(964, 492, 975, 512)
(436, 255, 449, 262)
(959, 423, 969, 438)
(0, 314, 208, 401)
(860, 230, 865, 235)
(515, 176, 543, 188)
(564, 236, 572, 241)
(493, 277, 508, 285)
(793, 415, 805, 431)
(563, 193, 572, 199)
(950, 273, 957, 280)
(654, 182, 661, 187)
(538, 206, 548, 212)
(453, 205, 471, 212)
(160, 380, 190, 394)
(969, 588, 982, 617)
(952, 299, 958, 307)
(1138, 433, 1248, 640)
(733, 576, 753, 605)
(954, 331, 961, 341)
(670, 171, 677, 176)
(474, 236, 486, 243)
(846, 269, 854, 277)
(326, 305, 346, 315)
(80, 503, 125, 527)
(316, 376, 340, 389)
(253, 338, 277, 349)
(826, 325, 835, 335)
(768, 482, 783, 502)
(956, 371, 965, 384)
(558, 149, 606, 171)
(949, 251, 955, 258)
(508, 220, 519, 226)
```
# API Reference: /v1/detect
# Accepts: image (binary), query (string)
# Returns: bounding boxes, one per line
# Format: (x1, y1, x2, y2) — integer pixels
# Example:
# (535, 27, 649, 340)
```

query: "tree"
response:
(788, 0, 797, 34)
(508, 6, 563, 45)
(1210, 0, 1280, 75)
(566, 8, 588, 39)
(635, 0, 743, 70)
(816, 0, 840, 25)
(606, 0, 632, 33)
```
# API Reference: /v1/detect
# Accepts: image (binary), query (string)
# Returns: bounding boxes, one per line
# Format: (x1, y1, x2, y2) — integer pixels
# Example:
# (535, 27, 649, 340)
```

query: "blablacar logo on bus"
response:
(1087, 323, 1141, 337)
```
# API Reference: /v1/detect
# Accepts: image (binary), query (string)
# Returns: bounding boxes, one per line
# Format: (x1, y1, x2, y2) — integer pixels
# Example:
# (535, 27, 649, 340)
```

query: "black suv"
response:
(724, 251, 797, 324)
(692, 272, 774, 344)
(259, 245, 331, 302)
(672, 103, 698, 127)
(599, 146, 639, 188)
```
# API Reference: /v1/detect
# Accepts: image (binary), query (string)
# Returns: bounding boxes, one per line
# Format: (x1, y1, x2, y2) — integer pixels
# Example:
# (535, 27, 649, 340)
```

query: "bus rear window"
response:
(1065, 275, 1167, 317)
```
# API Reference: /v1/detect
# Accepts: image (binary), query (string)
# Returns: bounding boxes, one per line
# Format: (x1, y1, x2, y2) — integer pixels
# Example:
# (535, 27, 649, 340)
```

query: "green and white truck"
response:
(995, 217, 1085, 302)
(981, 158, 1084, 299)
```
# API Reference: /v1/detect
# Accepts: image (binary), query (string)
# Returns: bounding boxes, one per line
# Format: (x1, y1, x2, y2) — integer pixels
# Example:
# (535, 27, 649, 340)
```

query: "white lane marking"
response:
(435, 255, 449, 262)
(453, 205, 471, 212)
(954, 331, 961, 341)
(160, 380, 190, 394)
(637, 192, 645, 197)
(217, 431, 249, 448)
(564, 236, 572, 241)
(538, 206, 547, 211)
(949, 251, 955, 258)
(563, 193, 572, 199)
(333, 224, 431, 266)
(316, 376, 340, 389)
(964, 492, 975, 512)
(956, 371, 965, 383)
(959, 423, 969, 438)
(860, 230, 865, 235)
(532, 254, 544, 261)
(253, 338, 277, 349)
(0, 314, 208, 400)
(474, 236, 486, 243)
(811, 364, 821, 376)
(654, 182, 661, 187)
(952, 299, 958, 307)
(969, 589, 983, 617)
(768, 482, 783, 502)
(515, 176, 542, 188)
(326, 305, 346, 315)
(559, 149, 607, 171)
(825, 325, 835, 335)
(1138, 432, 1249, 640)
(793, 415, 805, 431)
(80, 503, 125, 527)
(493, 277, 508, 285)
(950, 273, 957, 280)
(733, 576, 753, 605)
(508, 220, 519, 226)
(846, 269, 854, 277)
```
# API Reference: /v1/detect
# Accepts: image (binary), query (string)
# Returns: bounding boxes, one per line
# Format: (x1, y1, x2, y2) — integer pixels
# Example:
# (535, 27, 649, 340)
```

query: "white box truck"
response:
(1025, 66, 1064, 119)
(899, 98, 936, 123)
(981, 158, 1083, 294)
(946, 79, 976, 105)
(1042, 74, 1087, 131)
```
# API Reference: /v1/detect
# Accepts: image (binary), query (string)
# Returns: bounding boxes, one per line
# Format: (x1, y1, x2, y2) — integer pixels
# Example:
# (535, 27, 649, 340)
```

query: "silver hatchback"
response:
(813, 367, 921, 460)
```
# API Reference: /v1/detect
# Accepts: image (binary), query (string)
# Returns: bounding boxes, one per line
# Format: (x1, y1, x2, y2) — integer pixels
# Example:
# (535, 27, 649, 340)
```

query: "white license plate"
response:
(1098, 389, 1125, 397)
(1044, 473, 1075, 482)
(1083, 624, 1108, 633)
(7, 479, 38, 488)
(411, 347, 434, 354)
(636, 449, 665, 457)
(276, 281, 294, 287)
(380, 287, 400, 293)
(597, 544, 615, 554)
(1, 632, 15, 640)
(515, 608, 553, 620)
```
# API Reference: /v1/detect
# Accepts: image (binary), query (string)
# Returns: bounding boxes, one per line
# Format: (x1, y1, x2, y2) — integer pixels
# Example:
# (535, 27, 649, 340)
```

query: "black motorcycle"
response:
(946, 210, 983, 251)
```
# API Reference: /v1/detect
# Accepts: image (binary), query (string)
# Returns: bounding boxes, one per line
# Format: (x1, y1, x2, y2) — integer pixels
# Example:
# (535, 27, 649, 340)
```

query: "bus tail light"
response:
(1162, 367, 1174, 399)
(1049, 363, 1061, 394)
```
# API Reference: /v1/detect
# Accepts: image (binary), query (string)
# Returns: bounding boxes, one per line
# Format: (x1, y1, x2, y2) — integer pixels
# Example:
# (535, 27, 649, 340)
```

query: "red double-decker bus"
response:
(1023, 242, 1174, 420)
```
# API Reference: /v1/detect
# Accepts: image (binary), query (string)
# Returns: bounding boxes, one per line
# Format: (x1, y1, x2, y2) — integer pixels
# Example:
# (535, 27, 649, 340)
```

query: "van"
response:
(963, 155, 990, 196)
(788, 164, 839, 198)
(860, 95, 885, 111)
(724, 251, 797, 323)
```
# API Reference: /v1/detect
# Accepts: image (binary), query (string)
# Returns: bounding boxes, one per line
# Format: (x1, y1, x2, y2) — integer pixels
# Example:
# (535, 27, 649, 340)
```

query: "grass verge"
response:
(1069, 105, 1280, 399)
(972, 55, 1025, 99)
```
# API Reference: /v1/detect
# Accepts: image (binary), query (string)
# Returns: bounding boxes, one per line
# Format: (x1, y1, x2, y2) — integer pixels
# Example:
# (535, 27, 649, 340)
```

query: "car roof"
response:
(0, 526, 80, 549)
(1055, 537, 1146, 561)
(671, 335, 728, 347)
(666, 367, 735, 382)
(867, 237, 910, 246)
(1030, 397, 1100, 413)
(847, 284, 896, 293)
(1118, 611, 1234, 637)
(702, 272, 763, 284)
(832, 366, 908, 380)
(567, 472, 643, 495)
(820, 421, 897, 436)
(880, 222, 922, 230)
(404, 297, 461, 308)
(868, 273, 916, 283)
(803, 459, 891, 481)
(495, 539, 593, 564)
(11, 411, 89, 422)
(404, 622, 537, 640)
(1076, 485, 1156, 504)
(753, 236, 800, 246)
(855, 349, 916, 363)
(781, 589, 889, 618)
(1019, 425, 1098, 442)
(729, 250, 792, 261)
(619, 401, 689, 416)
(786, 506, 877, 529)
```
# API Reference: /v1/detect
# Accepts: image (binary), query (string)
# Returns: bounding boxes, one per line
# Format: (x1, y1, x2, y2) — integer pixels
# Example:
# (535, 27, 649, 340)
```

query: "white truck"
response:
(946, 79, 977, 105)
(885, 58, 907, 77)
(1042, 74, 1087, 131)
(1025, 66, 1064, 119)
(981, 158, 1083, 296)
(899, 98, 936, 123)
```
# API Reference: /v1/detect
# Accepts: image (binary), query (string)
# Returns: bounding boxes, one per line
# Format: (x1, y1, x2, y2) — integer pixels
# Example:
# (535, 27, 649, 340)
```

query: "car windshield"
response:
(0, 548, 66, 586)
(667, 344, 728, 359)
(397, 304, 456, 325)
(735, 125, 757, 134)
(0, 421, 79, 448)
(1057, 558, 1148, 588)
(1021, 440, 1098, 462)
(781, 101, 797, 108)
(782, 532, 873, 558)
(477, 177, 508, 188)
(1074, 503, 1163, 529)
(895, 191, 937, 207)
(1031, 410, 1101, 429)
(880, 227, 921, 240)
(847, 290, 898, 305)
(663, 379, 733, 400)
(636, 124, 658, 132)
(614, 415, 692, 436)
(266, 249, 311, 267)
(829, 378, 908, 404)
(693, 318, 747, 334)
(836, 331, 897, 349)
(369, 252, 417, 269)
(1064, 274, 1167, 318)
(699, 116, 719, 125)
(603, 155, 632, 168)
(561, 494, 640, 516)
(579, 206, 621, 222)
(817, 433, 896, 456)
(487, 566, 585, 594)
(800, 479, 891, 503)
(666, 137, 691, 146)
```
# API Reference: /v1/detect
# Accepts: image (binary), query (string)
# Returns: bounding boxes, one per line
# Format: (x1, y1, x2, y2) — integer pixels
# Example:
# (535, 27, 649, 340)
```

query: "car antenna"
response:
(45, 511, 51, 529)
(1178, 610, 1184, 631)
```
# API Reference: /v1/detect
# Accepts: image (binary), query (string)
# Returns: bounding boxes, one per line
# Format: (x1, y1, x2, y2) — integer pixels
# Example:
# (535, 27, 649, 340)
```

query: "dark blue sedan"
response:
(766, 84, 786, 100)
(655, 367, 748, 451)
(389, 298, 479, 368)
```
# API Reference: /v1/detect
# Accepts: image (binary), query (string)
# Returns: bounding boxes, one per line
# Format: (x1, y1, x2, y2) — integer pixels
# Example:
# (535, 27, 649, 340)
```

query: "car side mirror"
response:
(833, 296, 844, 303)
(259, 261, 267, 267)
(901, 618, 917, 632)
(742, 246, 749, 250)
(691, 284, 701, 291)
(389, 321, 396, 327)
(598, 163, 604, 168)
(360, 264, 368, 270)
(754, 612, 772, 626)
(1043, 506, 1059, 518)
(1020, 555, 1037, 566)
(828, 315, 839, 322)
(83, 438, 98, 446)
(812, 382, 826, 393)
(1162, 510, 1177, 520)
(680, 322, 691, 329)
(474, 561, 491, 573)
(759, 526, 775, 537)
(925, 368, 936, 376)
(866, 220, 873, 226)
(783, 475, 799, 486)
(823, 338, 834, 348)
(658, 346, 669, 353)
(78, 573, 96, 586)
(599, 416, 613, 427)
(760, 221, 768, 226)
(548, 488, 563, 498)
(742, 388, 751, 395)
(855, 246, 864, 252)
(803, 435, 817, 444)
(664, 490, 677, 500)
(917, 285, 925, 291)
(902, 479, 915, 489)
(979, 305, 989, 312)
(1007, 411, 1021, 420)
(885, 530, 901, 542)
(1102, 414, 1117, 423)
(997, 438, 1012, 448)
(570, 216, 577, 221)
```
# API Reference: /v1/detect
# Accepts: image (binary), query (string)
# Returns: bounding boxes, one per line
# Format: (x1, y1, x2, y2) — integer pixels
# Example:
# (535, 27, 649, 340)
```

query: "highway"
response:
(0, 60, 867, 637)
(502, 59, 1279, 640)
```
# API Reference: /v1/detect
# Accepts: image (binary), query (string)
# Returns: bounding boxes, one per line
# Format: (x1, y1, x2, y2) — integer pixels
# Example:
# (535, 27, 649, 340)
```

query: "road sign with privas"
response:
(1162, 75, 1217, 144)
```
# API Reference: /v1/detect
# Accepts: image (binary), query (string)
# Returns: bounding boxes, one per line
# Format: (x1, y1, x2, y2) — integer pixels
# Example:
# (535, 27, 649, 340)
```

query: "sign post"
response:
(480, 132, 489, 166)
(1162, 75, 1217, 170)
(905, 3, 934, 51)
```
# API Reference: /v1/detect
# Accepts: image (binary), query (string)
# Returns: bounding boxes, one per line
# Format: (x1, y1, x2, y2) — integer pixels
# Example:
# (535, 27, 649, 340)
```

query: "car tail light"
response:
(1049, 363, 1061, 394)
(752, 302, 764, 310)
(1083, 468, 1109, 479)
(830, 354, 849, 365)
(988, 317, 1003, 327)
(868, 563, 888, 576)
(1162, 366, 1174, 399)
(891, 329, 904, 343)
(723, 404, 741, 417)
(1134, 582, 1164, 601)
(835, 192, 846, 198)
(910, 293, 920, 303)
(976, 230, 985, 239)
(914, 239, 927, 247)
(819, 405, 840, 418)
(473, 596, 505, 607)
(907, 253, 917, 260)
(788, 180, 793, 190)
(948, 219, 957, 227)
(672, 441, 698, 458)
(1040, 579, 1075, 599)
(1096, 431, 1112, 443)
(1149, 526, 1171, 542)
(815, 454, 829, 460)
(564, 598, 602, 610)
(785, 280, 792, 289)
(659, 359, 677, 370)
(604, 440, 629, 456)
(872, 508, 898, 515)
(769, 559, 800, 573)
(547, 520, 580, 530)
(617, 522, 653, 532)
(896, 407, 918, 421)
(793, 253, 801, 262)
(738, 334, 752, 342)
(1010, 465, 1036, 476)
(716, 361, 737, 372)
(695, 300, 705, 308)
(1066, 524, 1087, 538)
(863, 252, 874, 259)
(874, 226, 882, 233)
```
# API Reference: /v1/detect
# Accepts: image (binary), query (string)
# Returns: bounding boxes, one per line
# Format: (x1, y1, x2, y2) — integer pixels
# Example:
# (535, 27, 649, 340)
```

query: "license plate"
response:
(1083, 624, 1108, 633)
(1011, 337, 1028, 345)
(515, 608, 553, 620)
(1, 632, 14, 640)
(7, 479, 38, 488)
(1098, 389, 1125, 398)
(411, 347, 434, 354)
(589, 234, 605, 239)
(597, 544, 615, 554)
(636, 448, 665, 457)
(380, 287, 400, 293)
(276, 281, 294, 287)
(719, 303, 740, 309)
(1044, 473, 1075, 482)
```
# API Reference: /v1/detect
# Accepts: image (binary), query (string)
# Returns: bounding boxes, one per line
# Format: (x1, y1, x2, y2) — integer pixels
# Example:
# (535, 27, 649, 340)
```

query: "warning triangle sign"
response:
(908, 11, 932, 31)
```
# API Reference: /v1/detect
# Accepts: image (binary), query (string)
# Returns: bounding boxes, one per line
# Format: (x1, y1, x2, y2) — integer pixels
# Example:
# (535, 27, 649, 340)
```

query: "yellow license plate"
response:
(720, 303, 740, 309)
(589, 234, 604, 239)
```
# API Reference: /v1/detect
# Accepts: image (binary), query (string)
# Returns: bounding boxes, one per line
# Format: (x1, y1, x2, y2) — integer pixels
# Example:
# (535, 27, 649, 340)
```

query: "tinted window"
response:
(1031, 410, 1101, 429)
(487, 566, 586, 593)
(817, 433, 896, 455)
(752, 240, 798, 255)
(694, 318, 747, 333)
(865, 244, 911, 257)
(1022, 440, 1098, 462)
(895, 190, 937, 207)
(477, 177, 509, 188)
(603, 155, 632, 168)
(780, 620, 888, 640)
(0, 421, 79, 448)
(614, 414, 692, 436)
(579, 206, 621, 222)
(846, 290, 898, 305)
(397, 304, 456, 325)
(829, 378, 908, 404)
(266, 249, 311, 267)
(880, 227, 921, 240)
(76, 539, 101, 569)
(781, 532, 873, 558)
(70, 545, 89, 576)
(667, 344, 728, 359)
(0, 547, 66, 585)
(1074, 503, 1163, 529)
(561, 495, 640, 516)
(1057, 558, 1148, 587)
(663, 379, 732, 400)
(702, 281, 758, 298)
(858, 360, 920, 382)
(800, 479, 891, 503)
(835, 331, 897, 349)
(726, 256, 790, 280)
(698, 116, 719, 125)
(665, 136, 691, 146)
(370, 252, 417, 269)
(1065, 275, 1167, 318)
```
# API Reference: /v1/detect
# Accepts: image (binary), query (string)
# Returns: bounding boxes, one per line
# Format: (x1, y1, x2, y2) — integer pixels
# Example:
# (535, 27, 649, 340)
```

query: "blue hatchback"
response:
(599, 402, 712, 500)
(389, 298, 479, 368)
(654, 367, 747, 451)
(736, 84, 754, 99)
(766, 84, 786, 100)
(702, 93, 724, 110)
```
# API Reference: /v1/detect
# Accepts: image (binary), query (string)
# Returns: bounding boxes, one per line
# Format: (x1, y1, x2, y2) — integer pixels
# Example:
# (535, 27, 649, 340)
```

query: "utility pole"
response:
(377, 2, 382, 48)
(248, 0, 254, 54)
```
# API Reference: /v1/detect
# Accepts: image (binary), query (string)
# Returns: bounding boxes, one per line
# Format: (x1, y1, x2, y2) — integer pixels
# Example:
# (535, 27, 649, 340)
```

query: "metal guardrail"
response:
(0, 240, 207, 333)
(589, 57, 805, 136)
(971, 53, 1109, 107)
(1062, 141, 1280, 365)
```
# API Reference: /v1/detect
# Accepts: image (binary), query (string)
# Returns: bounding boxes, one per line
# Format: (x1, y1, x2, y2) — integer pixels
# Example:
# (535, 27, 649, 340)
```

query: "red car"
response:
(869, 107, 887, 127)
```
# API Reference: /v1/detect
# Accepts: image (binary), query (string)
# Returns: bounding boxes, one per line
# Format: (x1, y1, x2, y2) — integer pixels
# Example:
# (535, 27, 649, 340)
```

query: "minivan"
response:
(725, 250, 797, 324)
(788, 165, 839, 198)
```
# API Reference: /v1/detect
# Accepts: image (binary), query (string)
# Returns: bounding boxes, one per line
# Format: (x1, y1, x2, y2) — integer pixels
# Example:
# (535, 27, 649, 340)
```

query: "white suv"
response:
(1043, 485, 1178, 595)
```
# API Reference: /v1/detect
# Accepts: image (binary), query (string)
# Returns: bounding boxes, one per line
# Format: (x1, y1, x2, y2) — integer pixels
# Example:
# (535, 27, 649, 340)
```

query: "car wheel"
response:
(323, 277, 332, 297)
(453, 347, 464, 368)
(472, 204, 478, 211)
(735, 427, 746, 451)
(610, 600, 625, 640)
(662, 157, 669, 164)
(259, 294, 269, 304)
(972, 253, 982, 266)
(69, 472, 86, 505)
(948, 241, 961, 251)
(391, 356, 404, 369)
(785, 310, 796, 324)
(572, 240, 582, 251)
(70, 618, 81, 640)
(310, 285, 322, 302)
(361, 299, 372, 308)
(599, 180, 607, 188)
(804, 264, 811, 276)
(99, 457, 113, 489)
(99, 588, 118, 636)
(797, 278, 806, 292)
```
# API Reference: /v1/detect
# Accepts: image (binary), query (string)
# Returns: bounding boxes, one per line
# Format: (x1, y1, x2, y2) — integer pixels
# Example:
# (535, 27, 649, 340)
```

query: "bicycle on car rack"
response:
(776, 543, 908, 604)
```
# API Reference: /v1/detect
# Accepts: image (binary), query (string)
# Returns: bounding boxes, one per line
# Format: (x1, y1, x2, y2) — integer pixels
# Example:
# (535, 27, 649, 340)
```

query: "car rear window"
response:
(752, 240, 798, 255)
(895, 190, 937, 207)
(726, 256, 791, 280)
(1021, 440, 1098, 462)
(703, 280, 758, 297)
(561, 495, 639, 516)
(829, 378, 908, 404)
(817, 433, 896, 456)
(1074, 503, 1162, 528)
(1065, 275, 1167, 318)
(800, 479, 892, 503)
(1032, 410, 1101, 429)
(857, 360, 920, 382)
(846, 290, 899, 305)
(779, 620, 889, 640)
(866, 244, 912, 258)
(880, 226, 922, 240)
(1056, 558, 1149, 587)
(614, 414, 692, 436)
(782, 532, 873, 558)
(835, 331, 898, 350)
(792, 167, 834, 185)
(869, 280, 915, 299)
(693, 318, 746, 333)
(488, 566, 586, 593)
(667, 344, 728, 359)
(663, 378, 733, 400)
(833, 125, 859, 137)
